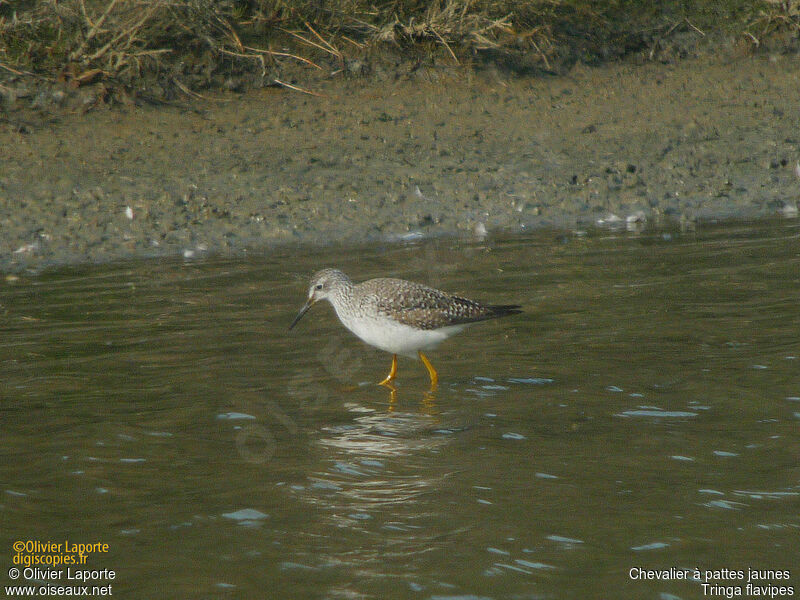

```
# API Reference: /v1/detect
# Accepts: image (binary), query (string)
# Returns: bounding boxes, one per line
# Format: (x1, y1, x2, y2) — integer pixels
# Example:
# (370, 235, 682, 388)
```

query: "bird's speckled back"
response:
(353, 277, 517, 330)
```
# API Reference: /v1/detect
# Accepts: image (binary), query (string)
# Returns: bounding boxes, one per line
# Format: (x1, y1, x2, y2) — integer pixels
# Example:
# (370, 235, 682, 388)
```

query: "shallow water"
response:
(2, 220, 799, 599)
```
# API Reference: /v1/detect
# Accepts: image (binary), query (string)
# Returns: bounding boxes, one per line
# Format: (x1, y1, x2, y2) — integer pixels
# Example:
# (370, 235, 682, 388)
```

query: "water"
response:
(2, 220, 799, 599)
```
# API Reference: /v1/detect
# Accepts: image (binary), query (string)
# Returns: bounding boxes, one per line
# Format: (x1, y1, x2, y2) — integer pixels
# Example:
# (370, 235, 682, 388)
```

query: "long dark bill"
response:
(288, 300, 313, 331)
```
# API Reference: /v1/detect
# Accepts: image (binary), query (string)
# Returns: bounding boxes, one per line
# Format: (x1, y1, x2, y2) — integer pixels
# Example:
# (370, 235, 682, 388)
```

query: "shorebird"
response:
(288, 269, 521, 388)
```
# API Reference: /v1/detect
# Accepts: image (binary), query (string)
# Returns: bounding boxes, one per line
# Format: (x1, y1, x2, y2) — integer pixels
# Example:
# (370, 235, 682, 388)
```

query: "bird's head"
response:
(288, 269, 351, 330)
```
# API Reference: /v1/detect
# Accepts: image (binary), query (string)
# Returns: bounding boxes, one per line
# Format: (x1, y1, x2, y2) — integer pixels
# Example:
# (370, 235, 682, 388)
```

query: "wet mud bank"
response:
(2, 53, 799, 273)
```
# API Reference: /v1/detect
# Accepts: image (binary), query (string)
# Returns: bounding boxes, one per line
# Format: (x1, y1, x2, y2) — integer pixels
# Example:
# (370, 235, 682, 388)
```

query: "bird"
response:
(288, 268, 521, 388)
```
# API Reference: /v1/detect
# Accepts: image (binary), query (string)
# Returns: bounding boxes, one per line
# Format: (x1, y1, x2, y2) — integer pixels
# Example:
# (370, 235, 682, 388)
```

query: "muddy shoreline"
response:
(2, 52, 799, 273)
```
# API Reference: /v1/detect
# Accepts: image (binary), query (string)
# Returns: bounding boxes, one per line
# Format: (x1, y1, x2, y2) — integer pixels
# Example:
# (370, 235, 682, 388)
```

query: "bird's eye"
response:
(315, 284, 323, 290)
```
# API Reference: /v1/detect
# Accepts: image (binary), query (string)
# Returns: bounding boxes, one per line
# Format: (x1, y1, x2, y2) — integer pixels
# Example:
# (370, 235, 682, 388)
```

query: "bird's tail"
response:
(489, 304, 523, 318)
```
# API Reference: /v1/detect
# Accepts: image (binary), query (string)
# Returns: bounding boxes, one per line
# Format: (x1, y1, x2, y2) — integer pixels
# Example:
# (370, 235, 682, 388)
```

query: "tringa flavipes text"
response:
(289, 269, 522, 388)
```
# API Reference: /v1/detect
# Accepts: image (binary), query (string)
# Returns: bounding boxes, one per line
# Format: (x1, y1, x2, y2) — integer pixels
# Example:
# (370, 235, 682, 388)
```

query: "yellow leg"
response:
(385, 382, 398, 410)
(418, 351, 438, 389)
(378, 354, 398, 386)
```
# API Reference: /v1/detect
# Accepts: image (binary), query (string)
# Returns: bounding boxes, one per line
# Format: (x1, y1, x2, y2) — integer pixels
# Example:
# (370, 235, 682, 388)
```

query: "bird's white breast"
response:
(335, 308, 465, 358)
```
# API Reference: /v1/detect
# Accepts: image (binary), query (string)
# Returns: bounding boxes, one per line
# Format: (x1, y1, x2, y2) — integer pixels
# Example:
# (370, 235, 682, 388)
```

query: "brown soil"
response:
(2, 51, 799, 272)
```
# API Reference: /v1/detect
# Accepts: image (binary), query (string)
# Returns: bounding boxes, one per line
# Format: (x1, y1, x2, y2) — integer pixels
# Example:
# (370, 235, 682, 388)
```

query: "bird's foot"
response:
(377, 354, 398, 387)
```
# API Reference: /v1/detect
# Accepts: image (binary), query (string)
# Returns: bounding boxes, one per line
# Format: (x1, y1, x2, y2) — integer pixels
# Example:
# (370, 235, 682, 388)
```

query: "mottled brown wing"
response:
(370, 279, 521, 330)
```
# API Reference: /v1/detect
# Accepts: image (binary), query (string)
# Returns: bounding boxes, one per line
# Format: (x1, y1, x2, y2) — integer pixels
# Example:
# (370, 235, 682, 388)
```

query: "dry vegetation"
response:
(744, 0, 800, 45)
(0, 0, 796, 96)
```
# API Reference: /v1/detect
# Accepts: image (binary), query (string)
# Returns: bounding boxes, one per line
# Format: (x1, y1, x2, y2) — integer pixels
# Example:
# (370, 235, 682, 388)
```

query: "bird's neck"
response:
(328, 280, 354, 308)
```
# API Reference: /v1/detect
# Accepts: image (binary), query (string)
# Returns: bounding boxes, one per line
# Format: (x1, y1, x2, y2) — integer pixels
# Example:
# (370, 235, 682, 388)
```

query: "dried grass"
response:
(744, 0, 800, 46)
(0, 0, 792, 95)
(0, 1, 289, 86)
